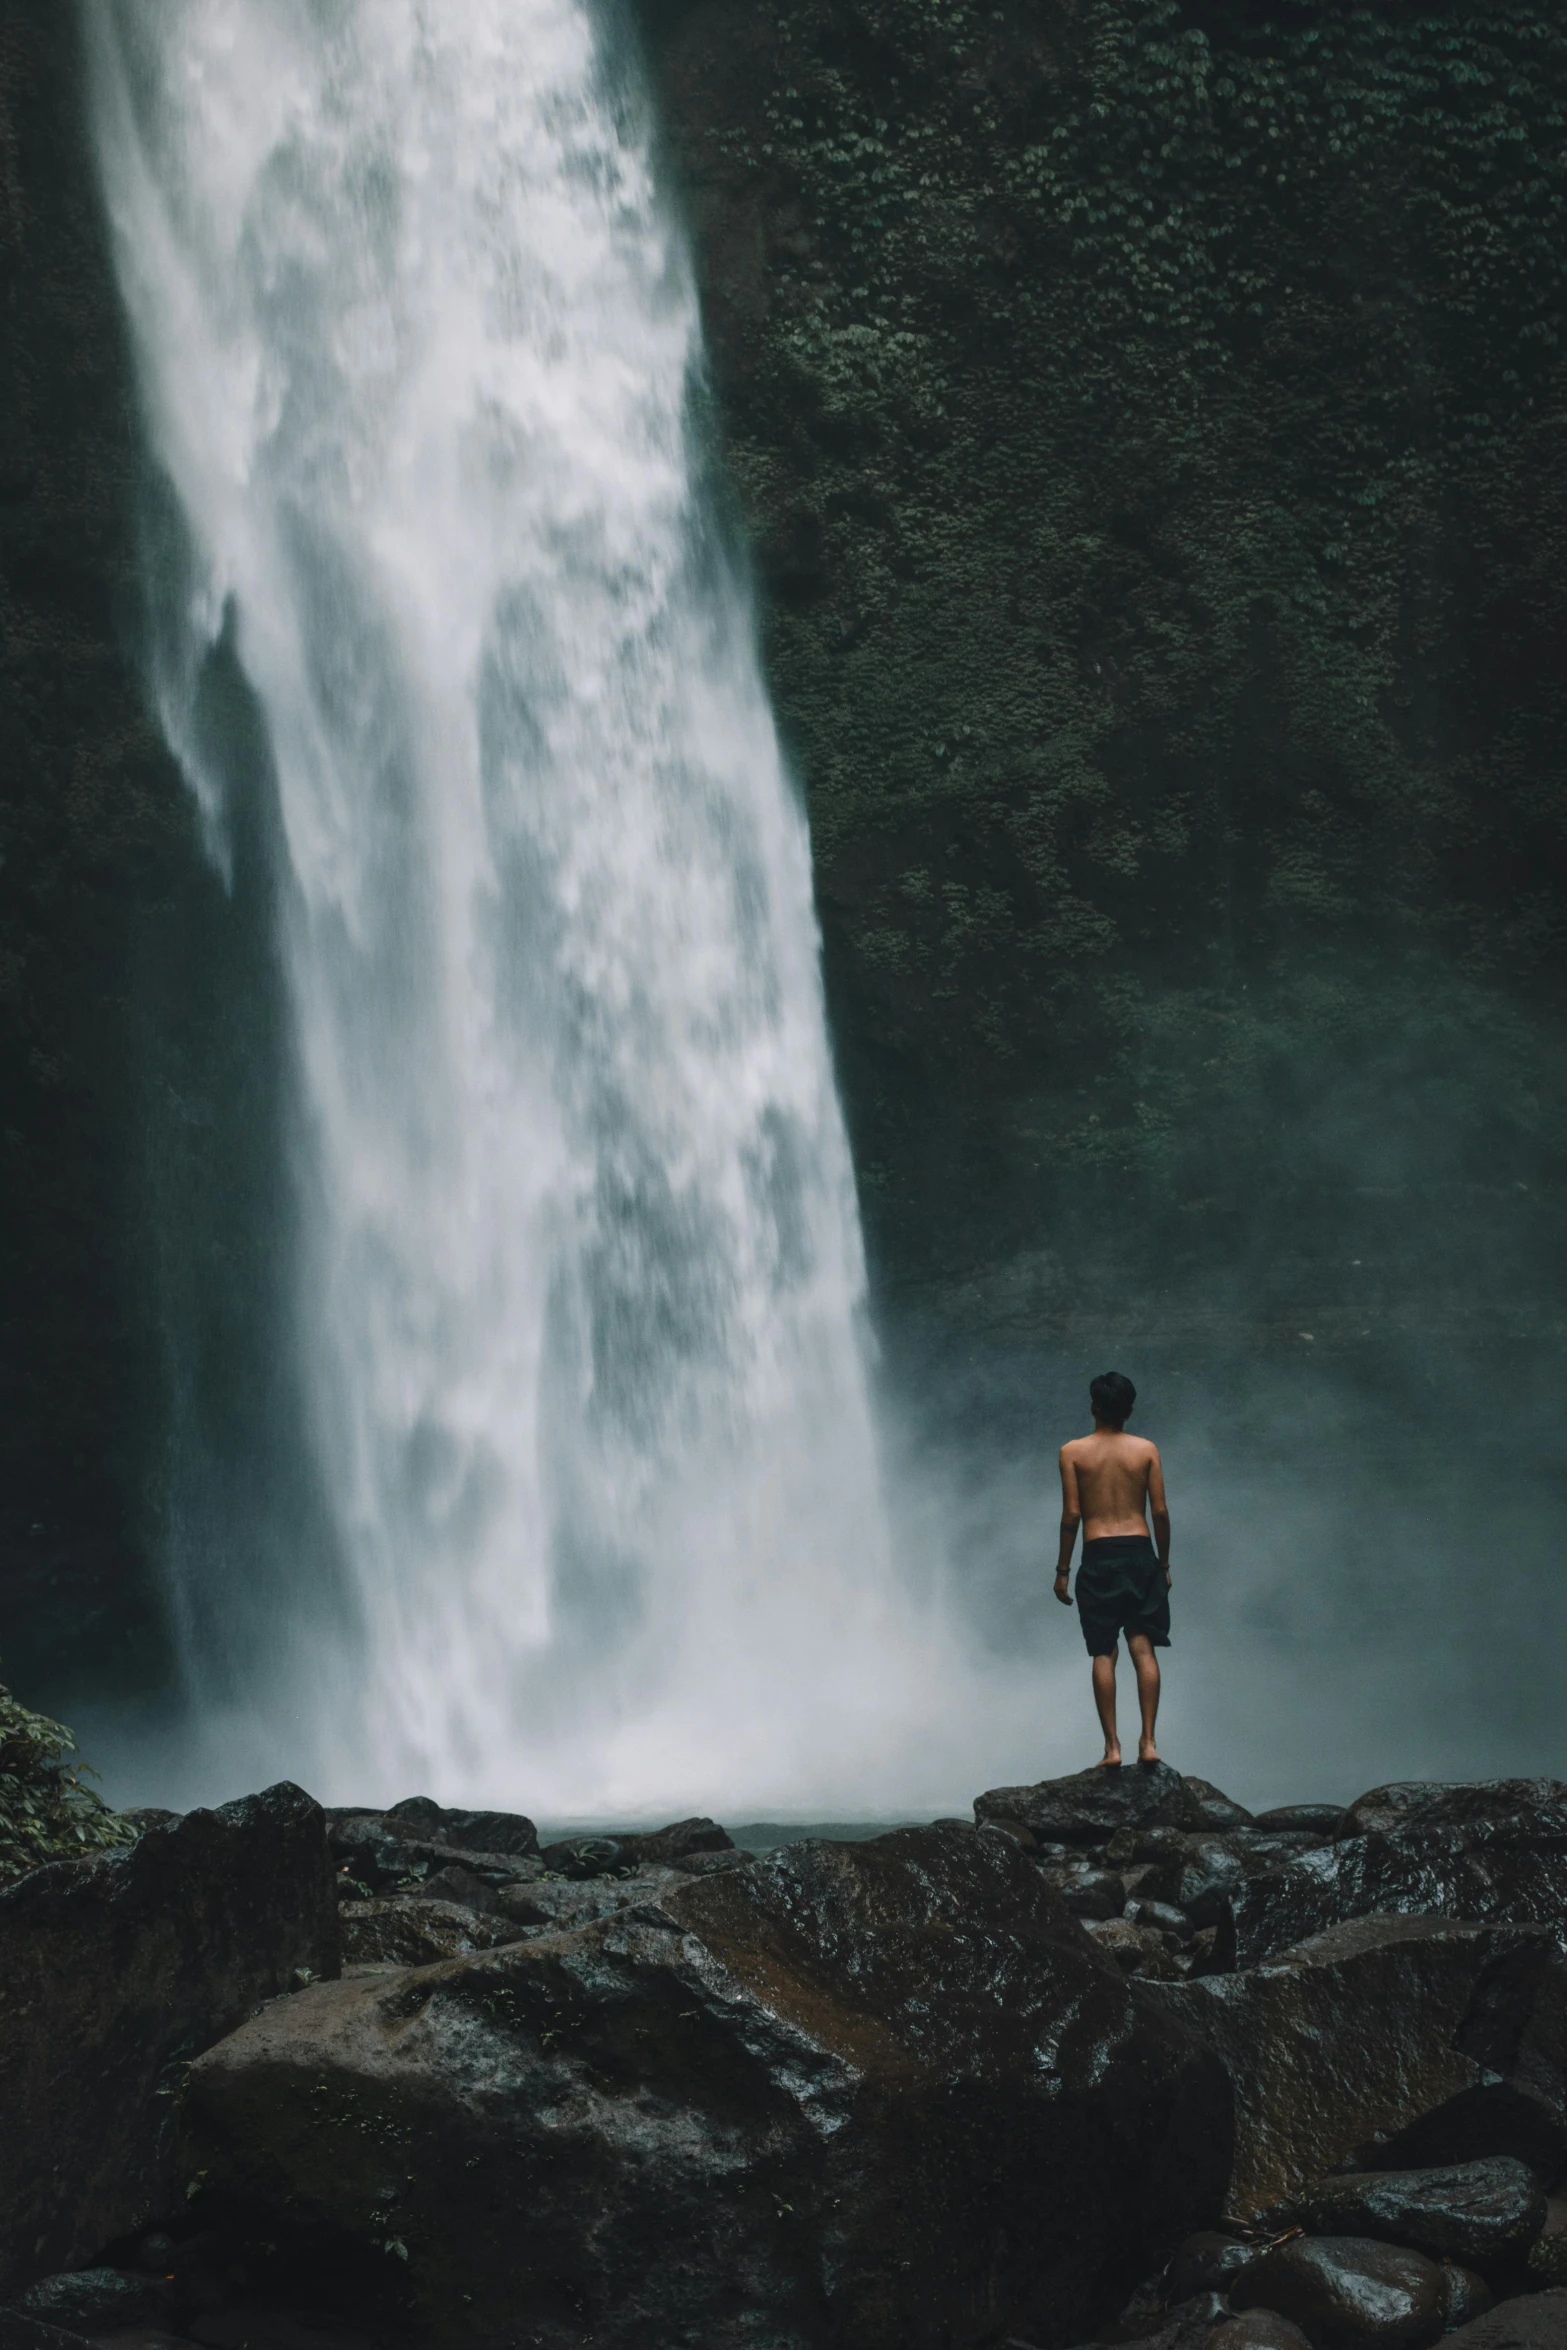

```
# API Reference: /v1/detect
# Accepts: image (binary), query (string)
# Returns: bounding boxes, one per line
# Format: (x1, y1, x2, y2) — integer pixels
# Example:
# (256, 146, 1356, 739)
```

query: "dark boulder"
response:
(329, 1816, 544, 1896)
(339, 1898, 518, 1967)
(1183, 1783, 1256, 1832)
(975, 1764, 1201, 1848)
(1062, 1868, 1128, 1919)
(1085, 1920, 1186, 1979)
(9, 2273, 167, 2330)
(1142, 1917, 1553, 2213)
(0, 2319, 97, 2350)
(1139, 1836, 1323, 1928)
(1291, 2158, 1547, 2267)
(1220, 1823, 1567, 1972)
(492, 1866, 687, 1935)
(1168, 2232, 1263, 2301)
(185, 1823, 1231, 2350)
(1443, 2270, 1497, 2327)
(1204, 2316, 1314, 2350)
(1104, 2291, 1233, 2350)
(537, 1833, 625, 1878)
(672, 1846, 755, 1878)
(1130, 1901, 1196, 1940)
(1254, 1806, 1349, 1837)
(0, 1782, 336, 2293)
(1357, 1934, 1567, 2181)
(1443, 2290, 1567, 2350)
(1230, 2236, 1446, 2350)
(382, 1798, 538, 1856)
(1342, 1786, 1567, 1843)
(616, 1817, 734, 1867)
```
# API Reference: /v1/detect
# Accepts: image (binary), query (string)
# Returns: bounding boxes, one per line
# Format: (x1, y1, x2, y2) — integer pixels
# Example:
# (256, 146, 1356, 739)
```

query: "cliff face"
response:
(3, 0, 1567, 1691)
(0, 8, 187, 1691)
(640, 0, 1567, 1355)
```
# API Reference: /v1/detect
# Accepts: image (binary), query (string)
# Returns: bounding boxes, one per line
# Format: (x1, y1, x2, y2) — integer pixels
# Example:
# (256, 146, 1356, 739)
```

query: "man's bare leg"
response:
(1128, 1632, 1161, 1763)
(1091, 1648, 1120, 1766)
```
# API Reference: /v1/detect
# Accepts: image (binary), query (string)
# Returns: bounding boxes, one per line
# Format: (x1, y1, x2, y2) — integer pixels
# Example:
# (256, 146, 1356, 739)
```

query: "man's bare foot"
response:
(1137, 1740, 1160, 1765)
(1096, 1749, 1122, 1768)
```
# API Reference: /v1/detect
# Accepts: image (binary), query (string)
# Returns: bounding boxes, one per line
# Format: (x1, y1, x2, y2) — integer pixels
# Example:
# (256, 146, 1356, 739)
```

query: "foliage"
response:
(0, 1678, 136, 1885)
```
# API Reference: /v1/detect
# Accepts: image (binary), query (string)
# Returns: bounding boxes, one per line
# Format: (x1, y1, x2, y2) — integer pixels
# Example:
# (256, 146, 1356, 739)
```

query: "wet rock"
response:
(329, 1816, 542, 1896)
(1204, 2315, 1314, 2350)
(1291, 2158, 1547, 2267)
(1443, 2269, 1497, 2327)
(1103, 2290, 1232, 2350)
(672, 1846, 755, 1877)
(0, 2318, 98, 2350)
(1230, 2236, 1446, 2350)
(537, 1834, 624, 1878)
(185, 1823, 1231, 2350)
(1084, 1920, 1186, 1979)
(115, 1808, 181, 1836)
(615, 1817, 734, 1867)
(1221, 1823, 1567, 1973)
(10, 2276, 167, 2332)
(1141, 1917, 1553, 2213)
(186, 2311, 374, 2350)
(339, 1897, 519, 1967)
(1255, 1807, 1349, 1838)
(1129, 1901, 1195, 1940)
(1341, 1786, 1567, 1844)
(978, 1817, 1038, 1850)
(1442, 2288, 1567, 2350)
(413, 1864, 506, 1914)
(382, 1797, 538, 1856)
(491, 1865, 686, 1934)
(1184, 1783, 1256, 1833)
(975, 1764, 1202, 1849)
(1168, 2232, 1263, 2301)
(1526, 2199, 1567, 2287)
(1138, 1836, 1329, 1929)
(1062, 1869, 1128, 1920)
(0, 1782, 336, 2294)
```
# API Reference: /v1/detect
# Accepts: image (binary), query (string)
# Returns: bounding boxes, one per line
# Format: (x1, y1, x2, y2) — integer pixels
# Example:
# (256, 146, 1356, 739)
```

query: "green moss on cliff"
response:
(647, 0, 1567, 1338)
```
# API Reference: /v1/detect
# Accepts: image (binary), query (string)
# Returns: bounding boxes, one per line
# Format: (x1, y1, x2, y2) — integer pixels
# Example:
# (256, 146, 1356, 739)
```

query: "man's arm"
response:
(1054, 1447, 1081, 1604)
(1148, 1445, 1172, 1586)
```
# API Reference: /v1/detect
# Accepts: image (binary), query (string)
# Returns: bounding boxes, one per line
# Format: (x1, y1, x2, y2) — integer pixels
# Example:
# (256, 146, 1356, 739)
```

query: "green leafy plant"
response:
(0, 1679, 136, 1884)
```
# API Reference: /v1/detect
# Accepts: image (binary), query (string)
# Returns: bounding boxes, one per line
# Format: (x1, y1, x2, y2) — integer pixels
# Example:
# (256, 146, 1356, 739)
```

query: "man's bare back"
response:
(1054, 1372, 1172, 1767)
(1058, 1429, 1168, 1541)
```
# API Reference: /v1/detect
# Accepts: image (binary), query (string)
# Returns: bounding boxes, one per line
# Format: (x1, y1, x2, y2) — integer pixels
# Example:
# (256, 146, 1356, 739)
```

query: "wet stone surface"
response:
(1230, 2235, 1447, 2350)
(1289, 2157, 1547, 2267)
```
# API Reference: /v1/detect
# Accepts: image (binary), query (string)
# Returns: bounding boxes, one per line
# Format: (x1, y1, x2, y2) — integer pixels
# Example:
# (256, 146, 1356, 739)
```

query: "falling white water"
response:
(82, 0, 1005, 1816)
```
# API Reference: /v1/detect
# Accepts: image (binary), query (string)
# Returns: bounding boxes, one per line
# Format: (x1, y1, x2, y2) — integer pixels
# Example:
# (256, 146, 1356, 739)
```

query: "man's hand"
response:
(1053, 1570, 1072, 1606)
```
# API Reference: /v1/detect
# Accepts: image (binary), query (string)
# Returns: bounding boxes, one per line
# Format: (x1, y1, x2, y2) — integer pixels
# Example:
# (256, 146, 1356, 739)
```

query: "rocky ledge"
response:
(4, 1765, 1567, 2350)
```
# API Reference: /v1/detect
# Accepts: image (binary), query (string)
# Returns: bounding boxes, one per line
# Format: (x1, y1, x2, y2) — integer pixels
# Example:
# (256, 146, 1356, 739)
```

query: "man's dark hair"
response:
(1090, 1370, 1136, 1428)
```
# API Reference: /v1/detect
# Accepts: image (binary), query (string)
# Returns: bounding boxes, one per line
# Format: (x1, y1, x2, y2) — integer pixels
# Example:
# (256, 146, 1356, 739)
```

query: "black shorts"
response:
(1075, 1535, 1170, 1657)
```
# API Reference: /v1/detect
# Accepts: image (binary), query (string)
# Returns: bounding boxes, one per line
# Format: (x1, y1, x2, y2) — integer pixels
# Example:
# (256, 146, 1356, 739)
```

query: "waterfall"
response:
(83, 0, 961, 1816)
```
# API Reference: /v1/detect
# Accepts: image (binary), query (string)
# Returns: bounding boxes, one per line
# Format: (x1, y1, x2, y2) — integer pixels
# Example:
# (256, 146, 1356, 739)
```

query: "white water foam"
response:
(83, 0, 1030, 1816)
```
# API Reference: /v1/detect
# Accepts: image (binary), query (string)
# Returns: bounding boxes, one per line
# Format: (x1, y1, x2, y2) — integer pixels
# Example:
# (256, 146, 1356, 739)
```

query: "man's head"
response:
(1090, 1370, 1136, 1429)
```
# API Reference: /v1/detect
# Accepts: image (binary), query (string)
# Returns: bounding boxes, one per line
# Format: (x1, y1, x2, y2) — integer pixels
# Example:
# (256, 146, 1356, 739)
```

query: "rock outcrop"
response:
(184, 1823, 1230, 2350)
(1142, 1915, 1562, 2212)
(0, 1783, 336, 2291)
(1221, 1824, 1567, 1972)
(1228, 2237, 1447, 2350)
(1287, 2158, 1548, 2267)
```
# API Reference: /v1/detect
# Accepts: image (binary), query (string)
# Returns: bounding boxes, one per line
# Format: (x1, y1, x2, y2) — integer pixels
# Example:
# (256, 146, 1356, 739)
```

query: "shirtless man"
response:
(1054, 1371, 1171, 1767)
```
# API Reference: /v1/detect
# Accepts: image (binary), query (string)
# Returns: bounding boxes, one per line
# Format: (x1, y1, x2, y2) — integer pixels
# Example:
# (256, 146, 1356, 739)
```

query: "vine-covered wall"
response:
(644, 0, 1567, 1353)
